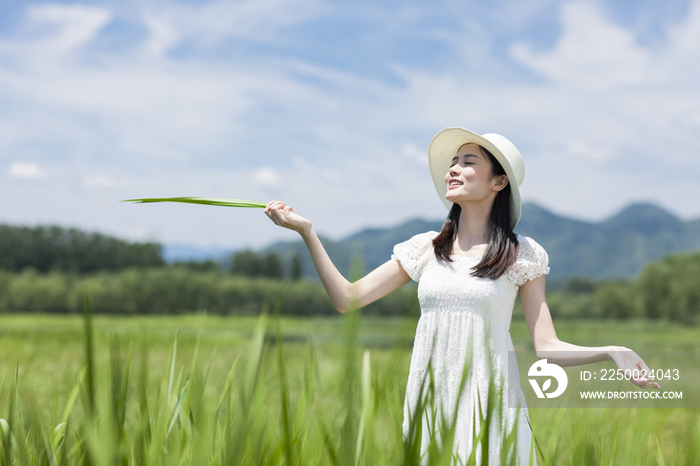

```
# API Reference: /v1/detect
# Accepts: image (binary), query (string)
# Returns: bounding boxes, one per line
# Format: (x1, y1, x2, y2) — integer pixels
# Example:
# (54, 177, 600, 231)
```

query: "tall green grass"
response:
(0, 297, 526, 465)
(0, 306, 698, 465)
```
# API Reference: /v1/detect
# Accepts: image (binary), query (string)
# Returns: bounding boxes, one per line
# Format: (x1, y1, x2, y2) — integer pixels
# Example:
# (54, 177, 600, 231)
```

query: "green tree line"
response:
(0, 250, 698, 320)
(546, 251, 700, 323)
(0, 222, 698, 320)
(0, 267, 418, 316)
(0, 224, 164, 273)
(0, 223, 306, 280)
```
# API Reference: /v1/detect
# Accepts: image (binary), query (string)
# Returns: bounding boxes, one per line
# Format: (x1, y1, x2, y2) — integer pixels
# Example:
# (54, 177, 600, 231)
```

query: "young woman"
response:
(264, 127, 658, 465)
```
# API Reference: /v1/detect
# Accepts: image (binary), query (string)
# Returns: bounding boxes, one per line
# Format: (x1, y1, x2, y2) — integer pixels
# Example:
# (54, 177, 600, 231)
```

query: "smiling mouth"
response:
(448, 180, 463, 187)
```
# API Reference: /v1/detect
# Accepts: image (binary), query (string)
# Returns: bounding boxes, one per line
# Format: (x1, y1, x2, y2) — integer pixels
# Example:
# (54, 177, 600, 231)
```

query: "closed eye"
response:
(452, 154, 478, 167)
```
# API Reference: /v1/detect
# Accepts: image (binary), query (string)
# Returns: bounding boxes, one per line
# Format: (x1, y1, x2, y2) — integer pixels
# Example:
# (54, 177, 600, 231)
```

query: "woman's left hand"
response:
(609, 346, 661, 389)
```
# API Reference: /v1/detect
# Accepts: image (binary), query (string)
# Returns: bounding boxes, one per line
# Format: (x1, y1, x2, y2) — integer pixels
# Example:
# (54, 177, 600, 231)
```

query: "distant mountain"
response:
(263, 202, 700, 285)
(162, 244, 232, 263)
(517, 203, 700, 281)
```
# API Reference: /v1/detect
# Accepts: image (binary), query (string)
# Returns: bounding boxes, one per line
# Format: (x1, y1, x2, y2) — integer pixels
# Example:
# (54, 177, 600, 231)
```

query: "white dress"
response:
(392, 232, 550, 466)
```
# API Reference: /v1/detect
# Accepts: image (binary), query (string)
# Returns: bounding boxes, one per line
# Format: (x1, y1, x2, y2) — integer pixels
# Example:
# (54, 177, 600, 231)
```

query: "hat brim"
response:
(428, 127, 522, 230)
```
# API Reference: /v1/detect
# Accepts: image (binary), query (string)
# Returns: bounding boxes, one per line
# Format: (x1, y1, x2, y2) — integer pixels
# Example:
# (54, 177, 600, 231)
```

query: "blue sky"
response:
(1, 0, 699, 249)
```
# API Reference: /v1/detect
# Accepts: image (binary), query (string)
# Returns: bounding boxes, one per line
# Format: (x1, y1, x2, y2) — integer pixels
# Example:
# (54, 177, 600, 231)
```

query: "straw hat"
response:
(428, 127, 525, 229)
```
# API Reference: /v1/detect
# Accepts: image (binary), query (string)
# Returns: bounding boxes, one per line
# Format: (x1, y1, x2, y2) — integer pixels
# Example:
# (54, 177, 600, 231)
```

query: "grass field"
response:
(0, 312, 698, 465)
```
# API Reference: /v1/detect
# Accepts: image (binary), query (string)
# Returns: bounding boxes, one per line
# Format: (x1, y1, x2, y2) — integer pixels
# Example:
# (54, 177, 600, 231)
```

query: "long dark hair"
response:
(432, 145, 519, 280)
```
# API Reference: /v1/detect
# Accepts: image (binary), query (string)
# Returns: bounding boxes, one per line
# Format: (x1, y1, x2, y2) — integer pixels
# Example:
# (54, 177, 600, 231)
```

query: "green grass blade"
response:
(167, 330, 179, 402)
(655, 436, 666, 466)
(121, 197, 266, 208)
(82, 295, 96, 418)
(59, 368, 85, 426)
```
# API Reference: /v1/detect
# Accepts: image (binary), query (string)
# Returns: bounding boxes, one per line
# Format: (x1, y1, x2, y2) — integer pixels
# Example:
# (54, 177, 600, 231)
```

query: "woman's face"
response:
(444, 143, 506, 205)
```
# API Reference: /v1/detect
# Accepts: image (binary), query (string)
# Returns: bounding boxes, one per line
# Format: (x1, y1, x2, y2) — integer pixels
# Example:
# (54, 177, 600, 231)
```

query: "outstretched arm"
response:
(264, 201, 411, 313)
(520, 275, 660, 389)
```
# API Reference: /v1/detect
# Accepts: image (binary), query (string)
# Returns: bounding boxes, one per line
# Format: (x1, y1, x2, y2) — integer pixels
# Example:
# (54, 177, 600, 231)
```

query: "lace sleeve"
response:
(506, 236, 550, 288)
(391, 231, 438, 282)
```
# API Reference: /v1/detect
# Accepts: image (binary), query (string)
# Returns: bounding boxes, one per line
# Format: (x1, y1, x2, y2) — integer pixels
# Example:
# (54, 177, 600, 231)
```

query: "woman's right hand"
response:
(264, 201, 312, 235)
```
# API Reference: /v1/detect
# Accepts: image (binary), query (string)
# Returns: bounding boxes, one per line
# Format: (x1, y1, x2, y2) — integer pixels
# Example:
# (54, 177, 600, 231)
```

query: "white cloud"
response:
(23, 4, 112, 53)
(510, 1, 657, 89)
(668, 0, 700, 63)
(142, 12, 180, 56)
(140, 0, 328, 55)
(401, 142, 425, 164)
(510, 0, 700, 91)
(252, 167, 280, 187)
(8, 161, 47, 180)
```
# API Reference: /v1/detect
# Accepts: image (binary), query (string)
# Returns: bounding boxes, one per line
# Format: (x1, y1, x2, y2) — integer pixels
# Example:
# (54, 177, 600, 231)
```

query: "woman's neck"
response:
(455, 202, 492, 251)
